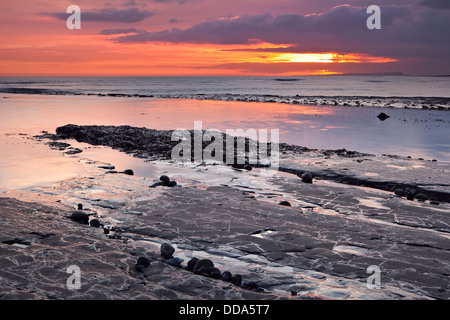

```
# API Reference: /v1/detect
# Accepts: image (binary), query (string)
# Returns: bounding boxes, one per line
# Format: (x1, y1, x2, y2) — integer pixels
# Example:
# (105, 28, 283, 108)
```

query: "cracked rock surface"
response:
(1, 124, 449, 300)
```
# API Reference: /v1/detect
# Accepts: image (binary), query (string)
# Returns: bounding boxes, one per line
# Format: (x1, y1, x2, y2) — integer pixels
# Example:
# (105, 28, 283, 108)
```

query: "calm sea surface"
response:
(1, 75, 450, 97)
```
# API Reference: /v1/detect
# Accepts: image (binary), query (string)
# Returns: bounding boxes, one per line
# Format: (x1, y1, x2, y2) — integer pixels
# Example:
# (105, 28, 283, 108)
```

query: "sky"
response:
(0, 0, 449, 76)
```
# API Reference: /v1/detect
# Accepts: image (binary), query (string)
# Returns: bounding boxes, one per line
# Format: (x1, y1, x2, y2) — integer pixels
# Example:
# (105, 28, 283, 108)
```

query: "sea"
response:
(1, 75, 450, 98)
(0, 75, 449, 189)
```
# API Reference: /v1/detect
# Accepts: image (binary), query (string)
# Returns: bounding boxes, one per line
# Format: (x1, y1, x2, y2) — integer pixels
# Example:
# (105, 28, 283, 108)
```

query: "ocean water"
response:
(1, 76, 449, 189)
(1, 75, 450, 98)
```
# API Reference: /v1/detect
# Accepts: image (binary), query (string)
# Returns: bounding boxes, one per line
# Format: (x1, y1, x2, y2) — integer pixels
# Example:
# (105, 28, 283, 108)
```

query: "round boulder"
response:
(186, 257, 199, 271)
(394, 189, 406, 197)
(415, 193, 428, 201)
(137, 257, 151, 268)
(204, 267, 221, 279)
(69, 211, 89, 225)
(160, 243, 175, 259)
(221, 271, 232, 282)
(231, 274, 242, 286)
(168, 180, 177, 187)
(123, 169, 134, 176)
(300, 171, 313, 183)
(193, 259, 214, 274)
(159, 175, 171, 186)
(89, 218, 101, 228)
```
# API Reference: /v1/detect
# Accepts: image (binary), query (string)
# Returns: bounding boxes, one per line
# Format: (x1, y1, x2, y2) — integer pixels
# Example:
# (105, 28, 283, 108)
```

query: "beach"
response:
(0, 0, 450, 304)
(2, 0, 450, 305)
(1, 90, 449, 300)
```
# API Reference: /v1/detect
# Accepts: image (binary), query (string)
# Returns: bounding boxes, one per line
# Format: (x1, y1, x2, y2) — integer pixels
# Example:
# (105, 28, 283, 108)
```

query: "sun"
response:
(275, 53, 335, 63)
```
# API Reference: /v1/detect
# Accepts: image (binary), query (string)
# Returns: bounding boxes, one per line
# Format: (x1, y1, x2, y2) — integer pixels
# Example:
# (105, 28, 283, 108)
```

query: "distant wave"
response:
(0, 87, 75, 95)
(0, 81, 45, 85)
(273, 78, 302, 82)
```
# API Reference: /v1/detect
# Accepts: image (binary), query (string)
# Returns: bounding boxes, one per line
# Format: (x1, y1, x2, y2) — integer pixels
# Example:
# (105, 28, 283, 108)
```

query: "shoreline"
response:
(2, 90, 450, 110)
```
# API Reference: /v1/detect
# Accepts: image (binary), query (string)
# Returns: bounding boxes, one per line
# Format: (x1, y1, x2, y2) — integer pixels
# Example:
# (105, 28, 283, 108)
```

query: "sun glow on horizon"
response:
(275, 53, 397, 64)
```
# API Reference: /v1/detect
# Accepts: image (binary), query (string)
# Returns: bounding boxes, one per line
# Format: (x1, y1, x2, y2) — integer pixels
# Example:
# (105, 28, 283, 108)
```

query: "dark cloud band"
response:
(44, 7, 155, 23)
(112, 4, 450, 61)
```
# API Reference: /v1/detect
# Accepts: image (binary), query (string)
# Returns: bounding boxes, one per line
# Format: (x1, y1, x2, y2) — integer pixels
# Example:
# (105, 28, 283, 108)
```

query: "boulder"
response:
(300, 171, 313, 183)
(123, 169, 134, 176)
(69, 211, 89, 225)
(166, 257, 184, 268)
(394, 189, 406, 197)
(137, 257, 151, 268)
(160, 175, 171, 186)
(160, 243, 175, 259)
(89, 219, 100, 228)
(168, 181, 177, 187)
(193, 259, 214, 274)
(186, 258, 199, 271)
(415, 193, 428, 201)
(377, 113, 390, 121)
(221, 271, 232, 282)
(204, 267, 221, 279)
(149, 181, 164, 188)
(231, 274, 242, 286)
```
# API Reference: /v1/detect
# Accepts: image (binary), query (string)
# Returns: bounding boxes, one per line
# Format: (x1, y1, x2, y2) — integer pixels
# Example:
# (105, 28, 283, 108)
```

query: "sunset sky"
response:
(1, 0, 449, 76)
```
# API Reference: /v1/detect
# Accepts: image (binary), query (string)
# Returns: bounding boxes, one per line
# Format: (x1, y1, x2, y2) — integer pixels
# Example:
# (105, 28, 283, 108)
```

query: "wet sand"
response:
(1, 124, 449, 300)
